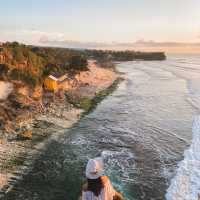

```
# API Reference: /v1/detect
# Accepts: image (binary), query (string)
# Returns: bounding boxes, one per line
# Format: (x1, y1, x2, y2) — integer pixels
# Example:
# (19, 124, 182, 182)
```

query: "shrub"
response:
(9, 68, 38, 87)
(68, 55, 88, 71)
(0, 64, 9, 78)
(77, 97, 92, 111)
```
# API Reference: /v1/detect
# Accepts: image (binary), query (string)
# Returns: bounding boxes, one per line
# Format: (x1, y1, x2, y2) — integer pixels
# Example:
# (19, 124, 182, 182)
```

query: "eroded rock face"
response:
(17, 86, 29, 96)
(0, 174, 9, 189)
(17, 130, 32, 140)
(0, 101, 18, 132)
(32, 85, 43, 99)
(0, 91, 32, 134)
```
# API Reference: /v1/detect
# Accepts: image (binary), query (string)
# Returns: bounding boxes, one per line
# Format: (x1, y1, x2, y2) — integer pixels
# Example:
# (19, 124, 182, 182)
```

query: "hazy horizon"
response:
(1, 0, 200, 53)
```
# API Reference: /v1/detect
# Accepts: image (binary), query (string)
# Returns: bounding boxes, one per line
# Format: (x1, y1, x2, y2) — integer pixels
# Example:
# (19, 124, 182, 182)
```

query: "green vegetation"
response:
(70, 78, 123, 114)
(9, 68, 38, 87)
(1, 42, 88, 86)
(0, 64, 9, 79)
(76, 97, 92, 111)
(67, 55, 88, 71)
(89, 78, 123, 112)
(85, 49, 166, 61)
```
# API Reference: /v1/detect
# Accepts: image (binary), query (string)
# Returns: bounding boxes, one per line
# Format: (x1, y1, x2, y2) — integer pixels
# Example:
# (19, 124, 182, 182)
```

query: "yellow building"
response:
(44, 75, 58, 91)
(44, 73, 69, 91)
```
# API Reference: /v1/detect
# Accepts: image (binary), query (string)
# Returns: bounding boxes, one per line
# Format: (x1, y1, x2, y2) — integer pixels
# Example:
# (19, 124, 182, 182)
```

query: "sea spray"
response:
(166, 116, 200, 200)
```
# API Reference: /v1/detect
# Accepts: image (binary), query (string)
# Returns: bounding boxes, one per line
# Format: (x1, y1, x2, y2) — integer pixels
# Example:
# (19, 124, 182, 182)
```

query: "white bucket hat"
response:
(86, 157, 104, 179)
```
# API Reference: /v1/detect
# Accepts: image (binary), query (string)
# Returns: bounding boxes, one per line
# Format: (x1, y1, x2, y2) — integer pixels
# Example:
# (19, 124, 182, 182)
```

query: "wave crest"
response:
(166, 116, 200, 200)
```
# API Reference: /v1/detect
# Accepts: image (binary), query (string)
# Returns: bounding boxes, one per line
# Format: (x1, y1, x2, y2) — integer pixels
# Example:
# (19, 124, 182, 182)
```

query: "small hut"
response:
(44, 73, 68, 91)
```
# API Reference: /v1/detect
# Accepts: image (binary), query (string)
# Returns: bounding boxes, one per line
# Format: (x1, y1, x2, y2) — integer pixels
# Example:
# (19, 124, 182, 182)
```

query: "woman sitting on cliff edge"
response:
(79, 157, 124, 200)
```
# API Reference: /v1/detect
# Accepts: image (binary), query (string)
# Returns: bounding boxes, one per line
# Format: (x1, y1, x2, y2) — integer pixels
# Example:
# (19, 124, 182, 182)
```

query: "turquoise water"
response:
(3, 55, 200, 200)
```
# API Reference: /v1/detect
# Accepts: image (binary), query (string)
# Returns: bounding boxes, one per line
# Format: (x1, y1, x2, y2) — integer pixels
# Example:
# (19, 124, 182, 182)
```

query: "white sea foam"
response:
(101, 149, 135, 200)
(166, 116, 200, 200)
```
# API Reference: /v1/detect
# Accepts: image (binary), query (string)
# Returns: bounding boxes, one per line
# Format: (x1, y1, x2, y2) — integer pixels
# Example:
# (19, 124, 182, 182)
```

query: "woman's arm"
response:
(113, 191, 125, 200)
(101, 176, 124, 200)
(78, 183, 88, 200)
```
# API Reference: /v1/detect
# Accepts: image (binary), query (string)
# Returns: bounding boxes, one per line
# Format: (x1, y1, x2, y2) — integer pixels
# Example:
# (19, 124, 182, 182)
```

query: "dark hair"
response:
(87, 177, 104, 196)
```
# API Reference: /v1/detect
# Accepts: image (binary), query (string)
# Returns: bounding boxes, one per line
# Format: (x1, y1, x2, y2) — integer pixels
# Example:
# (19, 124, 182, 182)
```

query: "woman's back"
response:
(80, 158, 124, 200)
(82, 176, 115, 200)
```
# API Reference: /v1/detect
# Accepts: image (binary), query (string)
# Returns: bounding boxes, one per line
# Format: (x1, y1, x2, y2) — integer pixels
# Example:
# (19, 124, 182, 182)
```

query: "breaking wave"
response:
(166, 116, 200, 200)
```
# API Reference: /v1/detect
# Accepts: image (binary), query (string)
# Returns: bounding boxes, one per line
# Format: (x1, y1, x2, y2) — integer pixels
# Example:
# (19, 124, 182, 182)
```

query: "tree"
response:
(12, 48, 25, 62)
(9, 68, 38, 87)
(68, 55, 88, 71)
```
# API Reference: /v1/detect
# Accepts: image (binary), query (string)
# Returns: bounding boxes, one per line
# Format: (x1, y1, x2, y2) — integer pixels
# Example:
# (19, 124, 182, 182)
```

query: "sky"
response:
(1, 0, 200, 52)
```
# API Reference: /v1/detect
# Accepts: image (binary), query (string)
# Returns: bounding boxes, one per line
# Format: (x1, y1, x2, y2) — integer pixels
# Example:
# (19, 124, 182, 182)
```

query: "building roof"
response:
(51, 72, 65, 79)
(48, 73, 70, 81)
(48, 75, 58, 81)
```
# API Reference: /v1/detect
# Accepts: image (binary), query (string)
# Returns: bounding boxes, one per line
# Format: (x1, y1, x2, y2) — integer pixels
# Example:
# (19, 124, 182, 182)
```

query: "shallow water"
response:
(3, 55, 200, 200)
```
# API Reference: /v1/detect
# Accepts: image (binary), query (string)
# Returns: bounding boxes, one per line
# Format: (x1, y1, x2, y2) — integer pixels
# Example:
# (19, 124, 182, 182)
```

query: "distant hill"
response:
(85, 49, 166, 61)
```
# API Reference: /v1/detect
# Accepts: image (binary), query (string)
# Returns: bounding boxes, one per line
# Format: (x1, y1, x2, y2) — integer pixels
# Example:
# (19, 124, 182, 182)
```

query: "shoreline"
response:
(0, 63, 122, 194)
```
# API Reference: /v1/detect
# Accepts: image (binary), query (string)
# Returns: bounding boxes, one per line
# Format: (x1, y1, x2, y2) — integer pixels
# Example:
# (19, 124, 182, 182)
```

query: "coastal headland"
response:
(0, 41, 166, 193)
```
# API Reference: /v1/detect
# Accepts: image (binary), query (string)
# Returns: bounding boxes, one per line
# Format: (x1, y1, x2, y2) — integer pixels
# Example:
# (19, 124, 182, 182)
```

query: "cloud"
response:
(38, 37, 112, 48)
(133, 40, 200, 47)
(1, 29, 200, 53)
(20, 30, 65, 43)
(38, 36, 200, 52)
(0, 29, 65, 45)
